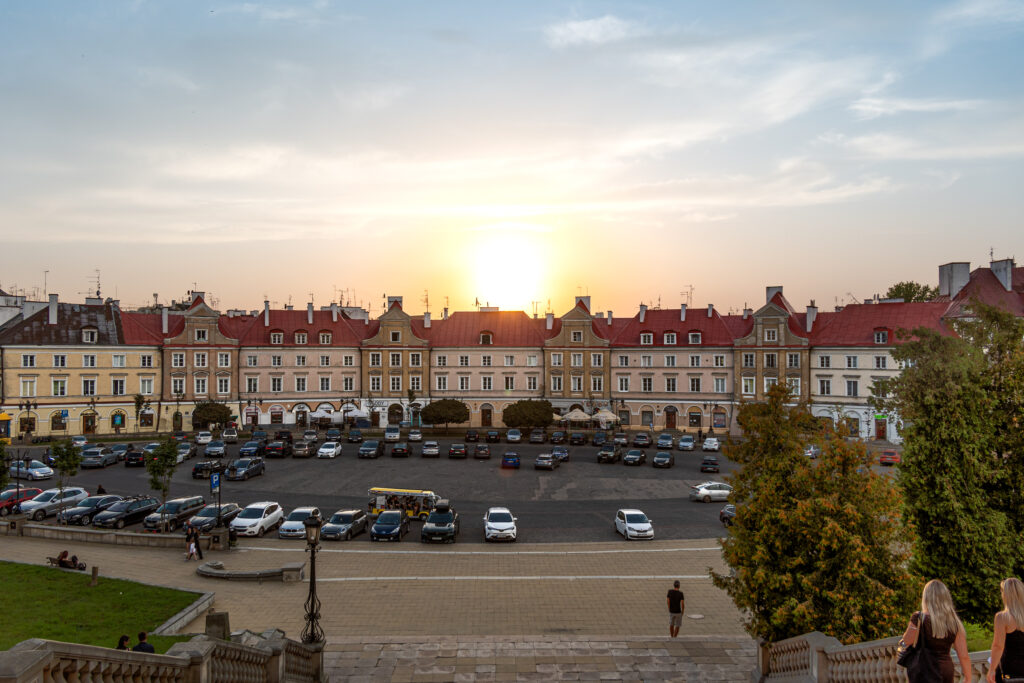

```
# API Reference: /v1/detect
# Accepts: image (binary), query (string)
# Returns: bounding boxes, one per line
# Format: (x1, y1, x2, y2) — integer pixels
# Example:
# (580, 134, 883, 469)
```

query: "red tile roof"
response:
(424, 311, 549, 347)
(238, 310, 365, 346)
(810, 302, 952, 346)
(119, 312, 175, 344)
(610, 307, 736, 346)
(943, 266, 1024, 318)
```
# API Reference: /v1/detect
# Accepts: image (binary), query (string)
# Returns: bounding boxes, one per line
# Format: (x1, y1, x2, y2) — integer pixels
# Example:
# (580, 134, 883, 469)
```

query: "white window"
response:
(82, 329, 97, 343)
(819, 355, 831, 368)
(140, 355, 153, 368)
(618, 355, 629, 367)
(742, 353, 755, 368)
(50, 354, 65, 368)
(875, 356, 888, 369)
(218, 353, 230, 368)
(247, 355, 257, 367)
(217, 377, 230, 394)
(571, 331, 583, 342)
(171, 377, 184, 395)
(344, 355, 354, 367)
(390, 376, 401, 392)
(247, 377, 259, 393)
(664, 333, 677, 345)
(271, 355, 282, 367)
(436, 355, 447, 367)
(592, 376, 603, 392)
(481, 355, 492, 367)
(764, 353, 777, 369)
(714, 377, 726, 393)
(504, 355, 514, 367)
(51, 378, 67, 397)
(320, 377, 331, 392)
(666, 377, 677, 393)
(459, 376, 470, 391)
(527, 376, 538, 391)
(714, 355, 725, 367)
(82, 378, 96, 396)
(410, 375, 421, 391)
(787, 353, 800, 368)
(551, 353, 563, 367)
(296, 377, 307, 392)
(320, 355, 330, 367)
(570, 375, 582, 392)
(689, 377, 701, 392)
(551, 376, 563, 392)
(112, 354, 126, 368)
(319, 332, 332, 344)
(343, 377, 354, 391)
(689, 355, 701, 368)
(847, 380, 859, 397)
(370, 377, 381, 392)
(482, 376, 493, 391)
(20, 378, 36, 397)
(765, 329, 778, 342)
(390, 331, 401, 343)
(270, 333, 283, 344)
(571, 353, 583, 367)
(296, 355, 307, 367)
(140, 378, 153, 395)
(764, 377, 778, 391)
(436, 375, 448, 391)
(195, 328, 208, 342)
(194, 352, 207, 368)
(480, 333, 492, 345)
(390, 352, 401, 367)
(688, 332, 701, 344)
(640, 333, 653, 345)
(410, 353, 422, 367)
(459, 355, 469, 367)
(505, 376, 515, 391)
(641, 377, 653, 392)
(172, 353, 185, 368)
(787, 377, 801, 394)
(742, 377, 755, 395)
(819, 379, 832, 395)
(618, 377, 629, 392)
(846, 356, 858, 369)
(271, 377, 283, 393)
(641, 355, 652, 368)
(591, 353, 603, 367)
(527, 355, 538, 367)
(21, 355, 35, 368)
(665, 355, 676, 368)
(194, 377, 207, 394)
(874, 331, 888, 344)
(111, 378, 125, 395)
(370, 353, 381, 367)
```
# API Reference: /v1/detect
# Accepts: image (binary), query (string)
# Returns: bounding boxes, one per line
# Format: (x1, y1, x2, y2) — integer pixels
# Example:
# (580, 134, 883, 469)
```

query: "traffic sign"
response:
(61, 410, 68, 418)
(210, 472, 220, 495)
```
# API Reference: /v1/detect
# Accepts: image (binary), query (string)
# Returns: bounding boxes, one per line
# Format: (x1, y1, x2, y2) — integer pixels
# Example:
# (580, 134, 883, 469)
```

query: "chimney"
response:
(263, 300, 270, 327)
(607, 311, 613, 326)
(387, 296, 403, 309)
(575, 295, 591, 311)
(330, 303, 338, 323)
(742, 308, 752, 319)
(47, 293, 58, 325)
(443, 307, 449, 320)
(307, 302, 314, 325)
(680, 304, 686, 321)
(766, 286, 783, 303)
(285, 305, 293, 311)
(707, 304, 714, 318)
(546, 313, 554, 330)
(991, 258, 1015, 292)
(161, 307, 169, 335)
(423, 311, 431, 328)
(806, 300, 818, 332)
(938, 262, 970, 298)
(639, 305, 647, 323)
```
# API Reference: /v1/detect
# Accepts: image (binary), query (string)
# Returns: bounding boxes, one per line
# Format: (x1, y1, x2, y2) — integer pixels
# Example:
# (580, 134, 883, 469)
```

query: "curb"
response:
(153, 591, 215, 635)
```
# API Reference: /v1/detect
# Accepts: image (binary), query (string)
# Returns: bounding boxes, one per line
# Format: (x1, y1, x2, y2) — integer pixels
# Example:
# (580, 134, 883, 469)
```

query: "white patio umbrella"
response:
(593, 409, 619, 422)
(563, 409, 591, 422)
(552, 413, 567, 421)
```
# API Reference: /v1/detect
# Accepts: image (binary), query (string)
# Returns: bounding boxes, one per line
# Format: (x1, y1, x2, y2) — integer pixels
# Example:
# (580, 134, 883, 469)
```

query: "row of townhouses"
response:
(0, 259, 1020, 443)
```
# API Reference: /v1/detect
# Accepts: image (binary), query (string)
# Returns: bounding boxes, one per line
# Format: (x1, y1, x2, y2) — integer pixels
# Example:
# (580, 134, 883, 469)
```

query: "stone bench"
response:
(196, 560, 305, 582)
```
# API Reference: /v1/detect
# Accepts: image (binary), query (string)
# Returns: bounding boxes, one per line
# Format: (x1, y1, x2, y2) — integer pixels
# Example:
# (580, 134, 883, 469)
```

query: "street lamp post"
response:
(301, 512, 324, 644)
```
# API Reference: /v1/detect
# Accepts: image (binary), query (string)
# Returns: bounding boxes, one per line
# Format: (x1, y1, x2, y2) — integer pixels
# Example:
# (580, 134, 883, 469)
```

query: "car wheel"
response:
(81, 514, 91, 525)
(257, 526, 265, 537)
(345, 530, 351, 541)
(168, 520, 177, 532)
(0, 507, 7, 517)
(33, 509, 46, 521)
(116, 519, 125, 529)
(702, 495, 711, 503)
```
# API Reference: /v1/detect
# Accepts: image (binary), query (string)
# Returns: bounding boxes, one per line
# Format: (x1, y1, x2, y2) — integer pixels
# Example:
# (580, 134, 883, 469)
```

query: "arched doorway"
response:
(244, 406, 260, 426)
(172, 412, 182, 432)
(640, 407, 654, 427)
(687, 408, 702, 429)
(293, 404, 309, 428)
(664, 406, 678, 429)
(480, 403, 493, 427)
(388, 403, 403, 425)
(410, 402, 421, 426)
(269, 405, 284, 425)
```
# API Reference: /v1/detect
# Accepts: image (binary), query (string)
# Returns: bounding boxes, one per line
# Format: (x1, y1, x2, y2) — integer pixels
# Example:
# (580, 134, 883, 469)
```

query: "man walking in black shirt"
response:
(132, 631, 155, 653)
(667, 580, 685, 638)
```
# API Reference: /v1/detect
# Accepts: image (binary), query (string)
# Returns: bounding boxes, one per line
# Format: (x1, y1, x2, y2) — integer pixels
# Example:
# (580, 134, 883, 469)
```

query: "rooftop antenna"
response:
(421, 289, 430, 314)
(287, 294, 293, 306)
(473, 297, 481, 310)
(308, 291, 314, 305)
(546, 299, 552, 314)
(43, 270, 48, 298)
(680, 285, 694, 307)
(656, 295, 662, 310)
(531, 301, 540, 318)
(846, 292, 859, 305)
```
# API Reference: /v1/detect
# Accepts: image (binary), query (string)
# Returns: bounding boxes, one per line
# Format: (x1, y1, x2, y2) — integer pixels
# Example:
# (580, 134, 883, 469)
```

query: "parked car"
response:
(569, 433, 586, 445)
(506, 429, 522, 443)
(143, 495, 206, 532)
(279, 506, 321, 539)
(252, 430, 268, 441)
(384, 425, 401, 442)
(0, 487, 43, 516)
(143, 442, 160, 454)
(226, 457, 265, 480)
(347, 429, 363, 443)
(110, 443, 132, 461)
(633, 433, 652, 448)
(176, 442, 197, 462)
(192, 460, 227, 479)
(172, 431, 187, 442)
(71, 435, 89, 448)
(420, 500, 459, 543)
(370, 509, 410, 542)
(534, 453, 559, 470)
(317, 442, 343, 458)
(292, 440, 315, 458)
(408, 429, 422, 442)
(274, 430, 294, 443)
(623, 449, 647, 466)
(700, 456, 720, 473)
(720, 504, 736, 527)
(550, 431, 566, 445)
(473, 444, 491, 459)
(21, 487, 89, 521)
(483, 506, 518, 542)
(92, 495, 160, 529)
(124, 450, 146, 467)
(303, 430, 319, 442)
(57, 493, 121, 528)
(485, 430, 501, 443)
(322, 509, 369, 541)
(421, 441, 440, 457)
(614, 508, 654, 540)
(230, 501, 284, 537)
(222, 428, 238, 444)
(529, 429, 546, 444)
(448, 443, 467, 459)
(265, 441, 293, 458)
(702, 437, 720, 452)
(465, 429, 479, 442)
(239, 440, 267, 457)
(613, 433, 628, 446)
(592, 431, 608, 446)
(501, 451, 521, 469)
(187, 502, 242, 532)
(9, 459, 53, 481)
(677, 435, 695, 451)
(358, 440, 384, 458)
(652, 451, 675, 468)
(391, 443, 410, 457)
(656, 433, 675, 449)
(204, 440, 226, 457)
(81, 446, 117, 469)
(689, 481, 733, 503)
(195, 431, 213, 445)
(597, 446, 622, 464)
(879, 449, 902, 466)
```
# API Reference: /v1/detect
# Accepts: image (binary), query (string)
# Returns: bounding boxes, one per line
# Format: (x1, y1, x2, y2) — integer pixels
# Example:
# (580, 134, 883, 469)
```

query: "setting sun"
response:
(469, 222, 550, 312)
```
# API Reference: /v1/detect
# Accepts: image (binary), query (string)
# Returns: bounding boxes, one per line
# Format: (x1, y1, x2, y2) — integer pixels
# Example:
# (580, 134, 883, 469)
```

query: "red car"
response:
(0, 487, 43, 516)
(879, 450, 901, 466)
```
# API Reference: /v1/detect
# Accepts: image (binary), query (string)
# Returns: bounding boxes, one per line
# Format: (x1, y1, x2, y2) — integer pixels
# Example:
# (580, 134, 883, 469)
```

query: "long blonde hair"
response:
(921, 579, 963, 639)
(1001, 578, 1024, 629)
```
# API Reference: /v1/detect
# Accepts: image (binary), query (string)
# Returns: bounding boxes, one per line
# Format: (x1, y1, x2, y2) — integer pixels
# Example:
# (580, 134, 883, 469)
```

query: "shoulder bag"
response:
(896, 613, 941, 682)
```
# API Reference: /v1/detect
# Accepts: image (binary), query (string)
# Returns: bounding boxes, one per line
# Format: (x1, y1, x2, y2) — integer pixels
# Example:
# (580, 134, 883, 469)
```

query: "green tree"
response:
(874, 325, 1012, 622)
(145, 436, 178, 532)
(192, 401, 232, 429)
(884, 281, 938, 302)
(133, 393, 148, 433)
(501, 400, 555, 430)
(420, 400, 469, 434)
(51, 439, 82, 525)
(712, 384, 916, 644)
(0, 440, 9, 492)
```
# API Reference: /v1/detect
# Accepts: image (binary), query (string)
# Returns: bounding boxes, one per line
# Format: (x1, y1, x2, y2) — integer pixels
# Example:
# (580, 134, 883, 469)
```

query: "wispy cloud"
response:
(219, 1, 331, 25)
(544, 15, 645, 48)
(936, 0, 1024, 25)
(849, 96, 985, 119)
(819, 131, 1024, 160)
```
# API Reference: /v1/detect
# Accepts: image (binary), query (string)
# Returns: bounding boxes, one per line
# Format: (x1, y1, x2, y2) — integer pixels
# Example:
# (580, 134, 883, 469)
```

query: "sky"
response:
(1, 1, 1023, 317)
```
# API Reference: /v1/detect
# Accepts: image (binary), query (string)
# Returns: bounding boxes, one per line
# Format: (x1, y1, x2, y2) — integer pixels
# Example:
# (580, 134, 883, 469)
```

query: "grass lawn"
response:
(0, 561, 198, 654)
(965, 621, 994, 652)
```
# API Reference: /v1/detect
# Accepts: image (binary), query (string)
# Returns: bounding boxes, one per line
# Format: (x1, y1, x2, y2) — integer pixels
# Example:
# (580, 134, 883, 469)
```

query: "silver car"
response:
(205, 440, 227, 457)
(9, 459, 54, 481)
(81, 447, 118, 468)
(20, 487, 90, 521)
(689, 481, 733, 503)
(279, 506, 321, 539)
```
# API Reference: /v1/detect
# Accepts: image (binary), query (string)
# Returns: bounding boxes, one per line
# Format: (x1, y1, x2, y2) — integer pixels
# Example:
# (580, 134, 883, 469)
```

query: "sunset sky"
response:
(1, 1, 1022, 317)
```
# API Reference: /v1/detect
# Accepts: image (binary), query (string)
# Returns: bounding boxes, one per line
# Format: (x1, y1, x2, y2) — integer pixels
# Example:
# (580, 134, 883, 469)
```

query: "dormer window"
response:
(82, 328, 98, 344)
(319, 332, 331, 344)
(571, 331, 583, 342)
(479, 333, 493, 345)
(688, 332, 701, 344)
(874, 330, 888, 344)
(640, 333, 653, 345)
(295, 332, 308, 345)
(765, 329, 778, 342)
(664, 333, 676, 345)
(195, 329, 208, 342)
(390, 331, 401, 343)
(270, 332, 284, 344)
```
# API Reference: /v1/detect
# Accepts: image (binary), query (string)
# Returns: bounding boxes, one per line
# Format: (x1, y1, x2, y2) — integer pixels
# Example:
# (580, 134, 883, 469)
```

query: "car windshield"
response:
(625, 513, 649, 524)
(287, 510, 311, 522)
(230, 459, 250, 467)
(78, 497, 105, 508)
(156, 503, 181, 513)
(330, 513, 353, 524)
(107, 501, 131, 512)
(627, 450, 642, 456)
(321, 442, 337, 448)
(83, 449, 101, 456)
(243, 441, 258, 448)
(537, 455, 552, 460)
(488, 512, 513, 523)
(208, 441, 224, 447)
(177, 444, 189, 451)
(0, 490, 22, 501)
(428, 511, 454, 523)
(237, 508, 263, 519)
(377, 511, 401, 524)
(269, 442, 283, 448)
(32, 492, 56, 502)
(196, 507, 219, 517)
(28, 460, 46, 468)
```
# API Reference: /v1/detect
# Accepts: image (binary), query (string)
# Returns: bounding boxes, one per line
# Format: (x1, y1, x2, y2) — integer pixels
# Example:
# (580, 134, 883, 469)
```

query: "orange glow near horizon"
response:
(469, 222, 552, 312)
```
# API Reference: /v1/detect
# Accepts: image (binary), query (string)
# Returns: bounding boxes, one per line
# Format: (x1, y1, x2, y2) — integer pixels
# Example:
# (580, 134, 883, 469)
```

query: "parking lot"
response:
(10, 432, 738, 544)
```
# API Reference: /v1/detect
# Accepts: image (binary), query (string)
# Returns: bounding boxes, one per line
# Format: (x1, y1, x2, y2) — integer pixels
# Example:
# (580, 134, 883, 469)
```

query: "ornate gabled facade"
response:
(360, 297, 430, 426)
(543, 297, 611, 413)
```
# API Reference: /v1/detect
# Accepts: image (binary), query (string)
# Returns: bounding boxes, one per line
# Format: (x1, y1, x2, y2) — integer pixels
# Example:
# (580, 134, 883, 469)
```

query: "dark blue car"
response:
(370, 510, 409, 542)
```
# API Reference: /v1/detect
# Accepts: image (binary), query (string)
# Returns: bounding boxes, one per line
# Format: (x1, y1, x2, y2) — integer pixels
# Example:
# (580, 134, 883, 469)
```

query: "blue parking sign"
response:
(210, 472, 220, 494)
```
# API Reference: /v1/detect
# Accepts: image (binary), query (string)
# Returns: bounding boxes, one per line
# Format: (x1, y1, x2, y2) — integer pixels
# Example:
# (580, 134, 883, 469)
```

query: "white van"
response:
(384, 425, 400, 442)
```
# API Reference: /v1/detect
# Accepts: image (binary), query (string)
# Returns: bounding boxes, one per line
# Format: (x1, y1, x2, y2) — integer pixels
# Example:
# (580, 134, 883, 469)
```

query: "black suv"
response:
(550, 431, 566, 445)
(265, 441, 293, 458)
(192, 460, 227, 479)
(569, 433, 586, 445)
(274, 430, 294, 443)
(143, 495, 206, 532)
(465, 429, 479, 442)
(326, 428, 343, 441)
(529, 430, 546, 444)
(597, 445, 623, 463)
(347, 429, 363, 443)
(93, 496, 160, 529)
(485, 430, 501, 443)
(124, 450, 146, 467)
(592, 431, 608, 446)
(420, 500, 460, 543)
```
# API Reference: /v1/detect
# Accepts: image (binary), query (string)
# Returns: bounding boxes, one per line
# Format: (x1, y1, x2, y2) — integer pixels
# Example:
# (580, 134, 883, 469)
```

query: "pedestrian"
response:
(132, 631, 155, 653)
(188, 525, 204, 560)
(185, 538, 198, 561)
(697, 428, 703, 442)
(96, 484, 107, 494)
(667, 580, 685, 638)
(987, 577, 1024, 683)
(900, 579, 972, 683)
(116, 635, 130, 650)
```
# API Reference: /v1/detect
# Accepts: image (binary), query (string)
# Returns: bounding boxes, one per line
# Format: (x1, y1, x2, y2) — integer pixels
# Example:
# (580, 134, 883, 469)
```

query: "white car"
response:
(702, 437, 720, 451)
(614, 508, 654, 540)
(408, 429, 422, 442)
(317, 442, 343, 458)
(689, 481, 733, 503)
(21, 487, 90, 521)
(384, 426, 400, 442)
(483, 507, 518, 542)
(195, 431, 213, 445)
(71, 435, 89, 448)
(230, 501, 284, 537)
(422, 441, 440, 456)
(279, 506, 321, 539)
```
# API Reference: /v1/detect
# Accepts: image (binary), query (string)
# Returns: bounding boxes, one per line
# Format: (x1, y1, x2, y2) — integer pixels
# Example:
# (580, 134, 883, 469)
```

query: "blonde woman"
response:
(901, 579, 973, 683)
(988, 578, 1024, 683)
